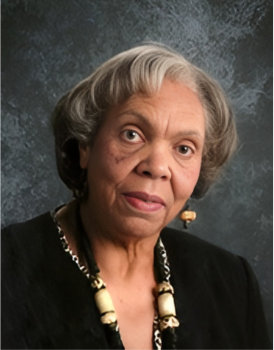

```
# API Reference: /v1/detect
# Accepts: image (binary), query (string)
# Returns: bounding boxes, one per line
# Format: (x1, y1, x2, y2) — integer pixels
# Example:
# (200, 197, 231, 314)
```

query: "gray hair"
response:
(52, 43, 237, 199)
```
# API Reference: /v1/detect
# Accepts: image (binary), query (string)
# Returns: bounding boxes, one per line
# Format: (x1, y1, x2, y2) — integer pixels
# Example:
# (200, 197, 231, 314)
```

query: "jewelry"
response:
(53, 205, 179, 349)
(180, 204, 196, 229)
(156, 282, 179, 331)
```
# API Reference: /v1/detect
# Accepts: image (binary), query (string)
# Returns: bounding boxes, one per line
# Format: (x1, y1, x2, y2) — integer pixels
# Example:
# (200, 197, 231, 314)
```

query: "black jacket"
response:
(1, 212, 271, 349)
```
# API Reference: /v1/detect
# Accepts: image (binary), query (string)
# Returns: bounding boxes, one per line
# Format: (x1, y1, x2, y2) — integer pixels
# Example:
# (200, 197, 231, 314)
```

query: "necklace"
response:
(53, 205, 179, 349)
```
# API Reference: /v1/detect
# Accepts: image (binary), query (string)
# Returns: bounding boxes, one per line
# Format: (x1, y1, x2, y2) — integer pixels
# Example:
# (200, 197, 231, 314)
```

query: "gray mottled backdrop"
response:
(2, 0, 272, 340)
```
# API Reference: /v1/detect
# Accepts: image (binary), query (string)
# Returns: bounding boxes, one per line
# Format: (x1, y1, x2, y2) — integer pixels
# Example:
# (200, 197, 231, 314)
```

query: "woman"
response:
(2, 44, 270, 349)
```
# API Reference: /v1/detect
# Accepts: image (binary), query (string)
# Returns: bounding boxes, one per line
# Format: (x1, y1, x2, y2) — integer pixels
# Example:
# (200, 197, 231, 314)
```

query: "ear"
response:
(78, 143, 90, 169)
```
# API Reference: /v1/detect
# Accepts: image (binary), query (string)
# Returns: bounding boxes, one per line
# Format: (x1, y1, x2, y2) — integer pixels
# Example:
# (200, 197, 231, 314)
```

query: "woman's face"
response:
(79, 79, 205, 240)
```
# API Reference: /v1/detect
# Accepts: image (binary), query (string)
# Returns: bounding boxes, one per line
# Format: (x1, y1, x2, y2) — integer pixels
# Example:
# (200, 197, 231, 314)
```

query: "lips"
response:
(122, 191, 165, 212)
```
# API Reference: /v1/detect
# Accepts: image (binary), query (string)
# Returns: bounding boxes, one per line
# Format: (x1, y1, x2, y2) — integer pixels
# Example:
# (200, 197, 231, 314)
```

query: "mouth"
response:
(122, 191, 165, 212)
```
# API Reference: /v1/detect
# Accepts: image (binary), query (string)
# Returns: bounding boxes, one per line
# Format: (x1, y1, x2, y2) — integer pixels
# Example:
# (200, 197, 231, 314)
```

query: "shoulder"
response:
(160, 226, 259, 315)
(160, 226, 251, 294)
(2, 210, 56, 238)
(2, 211, 62, 271)
(160, 227, 270, 349)
(161, 226, 244, 270)
(1, 210, 105, 349)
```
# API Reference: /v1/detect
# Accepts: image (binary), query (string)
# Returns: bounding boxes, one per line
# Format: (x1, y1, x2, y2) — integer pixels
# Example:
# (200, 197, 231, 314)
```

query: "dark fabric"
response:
(1, 212, 271, 349)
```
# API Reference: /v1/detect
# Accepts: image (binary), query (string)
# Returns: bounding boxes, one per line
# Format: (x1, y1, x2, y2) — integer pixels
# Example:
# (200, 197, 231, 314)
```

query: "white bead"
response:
(101, 312, 117, 324)
(158, 292, 176, 318)
(159, 315, 180, 330)
(94, 288, 116, 315)
(156, 281, 174, 294)
(92, 276, 105, 290)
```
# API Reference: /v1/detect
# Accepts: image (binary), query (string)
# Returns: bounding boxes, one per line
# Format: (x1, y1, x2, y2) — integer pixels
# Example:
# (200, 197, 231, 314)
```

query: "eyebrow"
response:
(117, 110, 204, 141)
(117, 110, 152, 126)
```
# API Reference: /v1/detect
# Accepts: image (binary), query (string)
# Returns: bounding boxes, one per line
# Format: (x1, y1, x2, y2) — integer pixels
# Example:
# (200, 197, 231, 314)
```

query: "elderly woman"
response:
(2, 44, 270, 349)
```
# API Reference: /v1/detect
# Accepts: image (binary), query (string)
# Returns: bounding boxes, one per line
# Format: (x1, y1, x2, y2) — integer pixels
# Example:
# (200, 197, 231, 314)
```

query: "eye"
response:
(177, 145, 193, 156)
(122, 130, 143, 143)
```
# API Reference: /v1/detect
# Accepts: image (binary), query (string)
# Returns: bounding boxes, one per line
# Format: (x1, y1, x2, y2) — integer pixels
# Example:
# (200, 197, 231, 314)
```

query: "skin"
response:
(60, 79, 205, 349)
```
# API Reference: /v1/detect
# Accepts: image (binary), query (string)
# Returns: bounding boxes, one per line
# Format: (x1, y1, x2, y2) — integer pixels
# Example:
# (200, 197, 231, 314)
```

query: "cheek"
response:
(189, 161, 202, 188)
(174, 163, 201, 199)
(88, 141, 134, 184)
(190, 162, 202, 184)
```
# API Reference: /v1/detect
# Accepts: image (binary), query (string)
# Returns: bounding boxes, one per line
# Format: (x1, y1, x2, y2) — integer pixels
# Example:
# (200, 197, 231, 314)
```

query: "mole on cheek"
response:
(106, 148, 126, 165)
(107, 145, 132, 164)
(114, 154, 128, 164)
(114, 148, 141, 164)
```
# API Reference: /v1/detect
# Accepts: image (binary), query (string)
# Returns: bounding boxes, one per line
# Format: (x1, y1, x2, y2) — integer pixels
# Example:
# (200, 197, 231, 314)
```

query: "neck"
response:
(79, 201, 158, 282)
(56, 199, 178, 349)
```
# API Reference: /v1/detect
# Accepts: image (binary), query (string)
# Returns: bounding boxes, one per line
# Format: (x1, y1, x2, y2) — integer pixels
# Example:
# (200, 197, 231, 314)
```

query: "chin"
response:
(115, 217, 165, 241)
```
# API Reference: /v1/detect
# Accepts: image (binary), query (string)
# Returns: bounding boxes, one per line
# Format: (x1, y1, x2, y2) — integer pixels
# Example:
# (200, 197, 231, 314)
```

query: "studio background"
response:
(2, 0, 272, 340)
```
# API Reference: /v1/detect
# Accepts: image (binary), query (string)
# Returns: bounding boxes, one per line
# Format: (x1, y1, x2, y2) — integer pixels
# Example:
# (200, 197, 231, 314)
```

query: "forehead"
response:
(133, 80, 204, 114)
(104, 80, 205, 138)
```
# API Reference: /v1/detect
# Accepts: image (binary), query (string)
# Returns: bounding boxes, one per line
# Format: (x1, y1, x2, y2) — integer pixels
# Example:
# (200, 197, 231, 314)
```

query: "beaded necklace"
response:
(53, 205, 179, 349)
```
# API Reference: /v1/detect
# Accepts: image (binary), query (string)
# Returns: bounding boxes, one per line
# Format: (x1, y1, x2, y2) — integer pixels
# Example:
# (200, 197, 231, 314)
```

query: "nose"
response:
(135, 144, 172, 181)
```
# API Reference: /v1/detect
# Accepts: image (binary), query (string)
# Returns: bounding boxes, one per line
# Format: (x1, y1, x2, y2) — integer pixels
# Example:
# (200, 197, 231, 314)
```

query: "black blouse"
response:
(1, 211, 271, 349)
